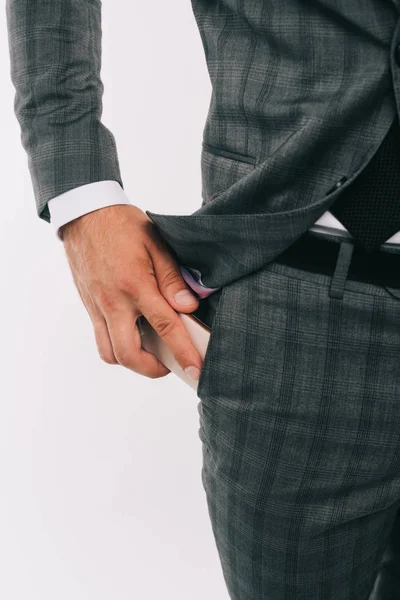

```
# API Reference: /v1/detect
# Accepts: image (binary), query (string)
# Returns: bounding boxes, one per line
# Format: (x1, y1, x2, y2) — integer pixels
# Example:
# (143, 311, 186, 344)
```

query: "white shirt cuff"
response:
(47, 180, 132, 241)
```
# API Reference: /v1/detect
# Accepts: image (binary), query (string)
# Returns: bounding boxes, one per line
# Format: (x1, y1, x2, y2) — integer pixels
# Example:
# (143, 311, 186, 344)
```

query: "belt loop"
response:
(328, 239, 355, 299)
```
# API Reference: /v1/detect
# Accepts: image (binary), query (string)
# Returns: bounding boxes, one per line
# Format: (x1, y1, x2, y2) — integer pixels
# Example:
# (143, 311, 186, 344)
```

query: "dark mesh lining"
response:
(330, 115, 400, 253)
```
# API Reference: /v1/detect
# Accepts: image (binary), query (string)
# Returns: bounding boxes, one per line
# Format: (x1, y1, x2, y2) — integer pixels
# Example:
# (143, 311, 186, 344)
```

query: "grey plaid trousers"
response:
(194, 238, 400, 600)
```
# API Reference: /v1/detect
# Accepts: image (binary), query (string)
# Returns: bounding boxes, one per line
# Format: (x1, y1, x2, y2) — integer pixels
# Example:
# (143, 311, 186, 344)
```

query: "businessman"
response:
(6, 1, 400, 598)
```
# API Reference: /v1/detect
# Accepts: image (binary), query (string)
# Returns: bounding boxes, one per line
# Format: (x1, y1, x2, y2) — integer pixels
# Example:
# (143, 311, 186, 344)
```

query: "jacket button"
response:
(326, 176, 347, 196)
(395, 43, 400, 68)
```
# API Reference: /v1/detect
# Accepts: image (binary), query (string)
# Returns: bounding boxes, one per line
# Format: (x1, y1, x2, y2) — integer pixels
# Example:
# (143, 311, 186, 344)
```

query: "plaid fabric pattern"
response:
(7, 2, 400, 597)
(195, 257, 400, 599)
(5, 2, 400, 288)
(5, 1, 400, 289)
(6, 0, 123, 223)
(147, 0, 400, 290)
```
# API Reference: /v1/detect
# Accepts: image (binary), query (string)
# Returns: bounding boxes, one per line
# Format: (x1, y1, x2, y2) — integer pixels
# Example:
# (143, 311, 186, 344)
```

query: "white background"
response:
(0, 1, 230, 598)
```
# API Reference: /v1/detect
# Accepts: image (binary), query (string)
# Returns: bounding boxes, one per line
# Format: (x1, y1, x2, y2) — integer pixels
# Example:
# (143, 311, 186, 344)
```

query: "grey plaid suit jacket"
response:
(6, 1, 400, 289)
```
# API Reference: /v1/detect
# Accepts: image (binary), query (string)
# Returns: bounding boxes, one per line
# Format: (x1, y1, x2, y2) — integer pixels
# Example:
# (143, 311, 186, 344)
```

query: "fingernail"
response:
(185, 366, 201, 382)
(175, 289, 197, 305)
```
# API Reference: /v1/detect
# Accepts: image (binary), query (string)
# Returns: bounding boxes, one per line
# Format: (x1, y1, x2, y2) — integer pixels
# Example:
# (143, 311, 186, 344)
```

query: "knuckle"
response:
(99, 352, 117, 365)
(118, 276, 140, 299)
(159, 267, 181, 289)
(152, 315, 176, 338)
(114, 347, 135, 368)
(95, 288, 119, 314)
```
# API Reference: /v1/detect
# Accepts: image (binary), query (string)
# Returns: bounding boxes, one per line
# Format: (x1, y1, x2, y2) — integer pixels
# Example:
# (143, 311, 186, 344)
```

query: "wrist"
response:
(59, 204, 130, 243)
(59, 216, 84, 242)
(59, 211, 95, 242)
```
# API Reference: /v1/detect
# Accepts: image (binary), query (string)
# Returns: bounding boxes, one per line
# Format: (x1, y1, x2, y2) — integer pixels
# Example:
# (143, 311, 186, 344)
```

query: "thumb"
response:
(151, 247, 200, 313)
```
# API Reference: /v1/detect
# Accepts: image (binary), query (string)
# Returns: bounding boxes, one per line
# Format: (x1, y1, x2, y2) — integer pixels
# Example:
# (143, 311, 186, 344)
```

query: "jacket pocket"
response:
(202, 142, 257, 165)
(201, 143, 256, 206)
(200, 116, 310, 206)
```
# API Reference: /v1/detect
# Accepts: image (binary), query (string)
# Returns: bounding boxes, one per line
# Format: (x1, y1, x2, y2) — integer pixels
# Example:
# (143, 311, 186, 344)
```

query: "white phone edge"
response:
(138, 313, 211, 392)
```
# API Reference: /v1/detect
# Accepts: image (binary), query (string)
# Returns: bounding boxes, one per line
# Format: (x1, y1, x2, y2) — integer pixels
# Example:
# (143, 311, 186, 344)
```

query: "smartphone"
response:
(137, 312, 211, 391)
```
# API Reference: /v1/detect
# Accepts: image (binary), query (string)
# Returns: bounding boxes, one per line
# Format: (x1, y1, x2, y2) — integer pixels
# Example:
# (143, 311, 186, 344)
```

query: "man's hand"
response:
(60, 204, 203, 382)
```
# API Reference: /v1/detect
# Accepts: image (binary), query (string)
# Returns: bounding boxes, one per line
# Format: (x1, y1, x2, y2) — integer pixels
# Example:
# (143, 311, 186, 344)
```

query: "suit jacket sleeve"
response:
(5, 0, 124, 223)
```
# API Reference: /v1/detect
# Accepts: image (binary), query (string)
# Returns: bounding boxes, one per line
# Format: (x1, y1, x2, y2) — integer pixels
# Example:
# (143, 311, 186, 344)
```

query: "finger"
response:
(137, 287, 203, 378)
(104, 301, 171, 378)
(146, 237, 200, 313)
(74, 280, 119, 365)
(93, 316, 118, 365)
